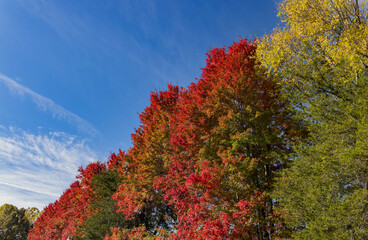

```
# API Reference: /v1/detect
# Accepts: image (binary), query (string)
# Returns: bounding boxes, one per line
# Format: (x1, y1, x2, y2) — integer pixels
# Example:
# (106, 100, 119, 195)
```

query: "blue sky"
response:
(0, 0, 279, 209)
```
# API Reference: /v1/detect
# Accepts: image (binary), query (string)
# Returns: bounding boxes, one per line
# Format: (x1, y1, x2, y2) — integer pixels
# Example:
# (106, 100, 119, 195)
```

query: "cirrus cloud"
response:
(0, 73, 98, 136)
(0, 127, 98, 209)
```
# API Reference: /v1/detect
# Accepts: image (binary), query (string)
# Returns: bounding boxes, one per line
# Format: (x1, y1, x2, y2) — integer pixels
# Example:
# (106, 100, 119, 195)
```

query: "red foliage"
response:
(154, 38, 297, 239)
(29, 38, 300, 240)
(104, 226, 154, 240)
(107, 149, 126, 170)
(111, 84, 180, 235)
(28, 162, 106, 240)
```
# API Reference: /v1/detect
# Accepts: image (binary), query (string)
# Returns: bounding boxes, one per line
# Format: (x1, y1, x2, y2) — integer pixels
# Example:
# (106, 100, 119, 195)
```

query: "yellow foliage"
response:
(259, 0, 368, 88)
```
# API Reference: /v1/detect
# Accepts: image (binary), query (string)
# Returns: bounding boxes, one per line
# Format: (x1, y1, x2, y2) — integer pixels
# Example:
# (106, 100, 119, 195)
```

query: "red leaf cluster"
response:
(28, 162, 106, 240)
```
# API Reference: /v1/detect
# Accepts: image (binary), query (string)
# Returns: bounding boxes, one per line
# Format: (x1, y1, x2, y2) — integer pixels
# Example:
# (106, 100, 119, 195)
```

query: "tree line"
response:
(3, 0, 366, 239)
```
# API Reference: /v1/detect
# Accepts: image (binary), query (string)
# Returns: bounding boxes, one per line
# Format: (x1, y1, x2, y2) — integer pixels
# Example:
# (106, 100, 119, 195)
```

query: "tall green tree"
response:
(259, 0, 368, 238)
(76, 169, 132, 240)
(0, 204, 32, 240)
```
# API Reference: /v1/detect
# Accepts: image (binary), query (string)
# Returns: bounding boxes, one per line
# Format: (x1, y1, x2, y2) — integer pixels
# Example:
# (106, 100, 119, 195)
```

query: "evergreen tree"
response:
(76, 169, 131, 240)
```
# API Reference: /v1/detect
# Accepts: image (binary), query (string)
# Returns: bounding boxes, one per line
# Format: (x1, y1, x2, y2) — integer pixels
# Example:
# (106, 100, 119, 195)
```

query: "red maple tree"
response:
(29, 38, 302, 240)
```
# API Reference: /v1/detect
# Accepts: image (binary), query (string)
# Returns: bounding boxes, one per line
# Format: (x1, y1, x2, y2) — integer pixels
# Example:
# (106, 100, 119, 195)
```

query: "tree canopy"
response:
(0, 204, 36, 240)
(27, 1, 368, 239)
(259, 0, 368, 238)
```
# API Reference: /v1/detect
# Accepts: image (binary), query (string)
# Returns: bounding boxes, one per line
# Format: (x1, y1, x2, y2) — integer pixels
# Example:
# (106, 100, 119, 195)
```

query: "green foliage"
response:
(0, 204, 32, 240)
(25, 207, 41, 224)
(259, 0, 368, 238)
(274, 120, 368, 239)
(76, 169, 131, 240)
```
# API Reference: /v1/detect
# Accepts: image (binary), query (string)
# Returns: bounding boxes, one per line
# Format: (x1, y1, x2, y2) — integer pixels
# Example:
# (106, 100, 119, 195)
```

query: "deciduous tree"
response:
(0, 204, 32, 240)
(28, 162, 106, 240)
(155, 38, 301, 239)
(112, 85, 179, 238)
(259, 0, 368, 238)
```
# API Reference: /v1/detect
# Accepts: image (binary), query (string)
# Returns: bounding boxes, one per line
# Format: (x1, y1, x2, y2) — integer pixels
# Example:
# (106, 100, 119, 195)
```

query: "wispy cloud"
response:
(0, 183, 53, 210)
(0, 73, 98, 136)
(18, 0, 93, 44)
(18, 0, 198, 86)
(0, 127, 98, 209)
